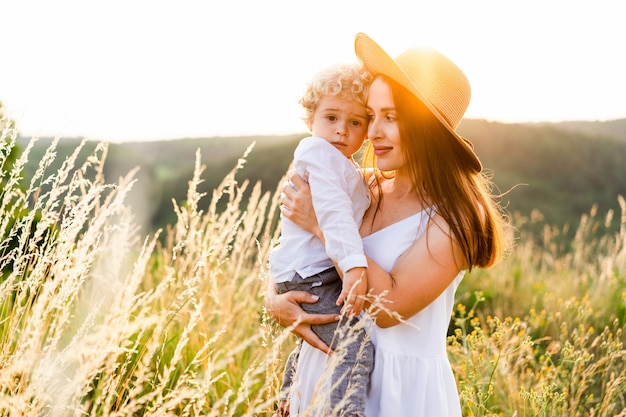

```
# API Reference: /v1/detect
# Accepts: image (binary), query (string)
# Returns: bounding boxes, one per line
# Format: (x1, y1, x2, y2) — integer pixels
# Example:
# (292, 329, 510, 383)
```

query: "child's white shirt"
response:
(270, 136, 370, 284)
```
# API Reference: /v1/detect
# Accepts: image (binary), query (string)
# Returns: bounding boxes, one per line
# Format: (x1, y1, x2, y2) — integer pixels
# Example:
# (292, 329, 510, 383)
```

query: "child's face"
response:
(308, 95, 369, 158)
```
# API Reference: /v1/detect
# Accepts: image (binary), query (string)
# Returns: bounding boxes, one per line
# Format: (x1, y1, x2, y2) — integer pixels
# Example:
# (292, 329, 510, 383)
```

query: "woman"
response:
(266, 32, 508, 416)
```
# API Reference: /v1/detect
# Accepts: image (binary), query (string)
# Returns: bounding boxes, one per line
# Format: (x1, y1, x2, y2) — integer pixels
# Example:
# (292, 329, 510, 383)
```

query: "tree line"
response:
(13, 118, 626, 237)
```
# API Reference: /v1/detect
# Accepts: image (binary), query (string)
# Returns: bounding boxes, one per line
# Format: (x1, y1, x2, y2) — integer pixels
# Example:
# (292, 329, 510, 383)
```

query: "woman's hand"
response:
(265, 280, 337, 354)
(280, 172, 321, 239)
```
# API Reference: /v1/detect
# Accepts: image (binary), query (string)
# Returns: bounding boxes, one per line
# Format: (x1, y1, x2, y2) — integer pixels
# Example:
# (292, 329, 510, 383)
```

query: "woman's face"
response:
(366, 77, 404, 171)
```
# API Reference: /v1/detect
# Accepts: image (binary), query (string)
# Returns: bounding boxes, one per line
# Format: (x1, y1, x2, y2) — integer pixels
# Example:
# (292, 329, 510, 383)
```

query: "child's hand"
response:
(337, 267, 367, 317)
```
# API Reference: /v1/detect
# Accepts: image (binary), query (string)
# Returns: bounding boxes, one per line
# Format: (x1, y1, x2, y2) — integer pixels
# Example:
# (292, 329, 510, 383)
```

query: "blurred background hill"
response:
(15, 118, 626, 235)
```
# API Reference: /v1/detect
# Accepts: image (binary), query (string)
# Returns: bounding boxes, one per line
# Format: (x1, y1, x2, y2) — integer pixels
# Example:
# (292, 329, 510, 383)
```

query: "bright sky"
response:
(2, 0, 625, 142)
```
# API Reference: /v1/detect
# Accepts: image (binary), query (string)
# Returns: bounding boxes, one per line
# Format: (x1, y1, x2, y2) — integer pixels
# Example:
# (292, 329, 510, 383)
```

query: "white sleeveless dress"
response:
(288, 209, 464, 417)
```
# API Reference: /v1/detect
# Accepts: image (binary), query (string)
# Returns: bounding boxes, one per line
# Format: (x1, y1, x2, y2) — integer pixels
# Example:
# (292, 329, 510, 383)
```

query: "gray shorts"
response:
(275, 267, 343, 346)
(276, 267, 373, 416)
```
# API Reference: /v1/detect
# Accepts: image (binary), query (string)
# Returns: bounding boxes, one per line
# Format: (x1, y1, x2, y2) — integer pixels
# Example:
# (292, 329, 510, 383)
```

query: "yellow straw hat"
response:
(354, 32, 481, 173)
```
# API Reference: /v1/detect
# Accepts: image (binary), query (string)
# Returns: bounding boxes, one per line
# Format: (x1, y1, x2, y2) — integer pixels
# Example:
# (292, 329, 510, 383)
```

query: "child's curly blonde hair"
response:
(299, 63, 372, 125)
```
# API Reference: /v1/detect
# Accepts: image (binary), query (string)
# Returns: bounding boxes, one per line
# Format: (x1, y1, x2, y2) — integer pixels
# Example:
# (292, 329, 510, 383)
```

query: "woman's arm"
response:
(282, 173, 466, 328)
(280, 172, 323, 240)
(365, 215, 465, 327)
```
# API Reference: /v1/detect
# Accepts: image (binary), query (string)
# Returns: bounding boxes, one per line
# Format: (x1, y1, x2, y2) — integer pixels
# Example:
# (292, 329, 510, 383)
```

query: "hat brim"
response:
(355, 33, 482, 173)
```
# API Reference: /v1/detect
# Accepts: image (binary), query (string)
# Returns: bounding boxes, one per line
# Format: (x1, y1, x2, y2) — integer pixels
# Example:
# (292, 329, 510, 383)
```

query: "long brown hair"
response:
(362, 76, 508, 270)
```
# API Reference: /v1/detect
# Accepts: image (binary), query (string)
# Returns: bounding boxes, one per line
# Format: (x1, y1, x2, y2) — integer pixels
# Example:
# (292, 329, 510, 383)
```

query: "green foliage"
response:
(549, 119, 626, 143)
(458, 119, 626, 234)
(451, 197, 626, 416)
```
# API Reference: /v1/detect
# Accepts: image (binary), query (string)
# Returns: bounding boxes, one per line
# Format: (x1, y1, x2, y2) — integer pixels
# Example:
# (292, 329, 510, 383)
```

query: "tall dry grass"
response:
(1, 120, 625, 416)
(0, 123, 289, 415)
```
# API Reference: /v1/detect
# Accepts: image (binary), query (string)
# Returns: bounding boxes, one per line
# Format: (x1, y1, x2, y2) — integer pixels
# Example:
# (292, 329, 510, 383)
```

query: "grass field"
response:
(1, 125, 624, 416)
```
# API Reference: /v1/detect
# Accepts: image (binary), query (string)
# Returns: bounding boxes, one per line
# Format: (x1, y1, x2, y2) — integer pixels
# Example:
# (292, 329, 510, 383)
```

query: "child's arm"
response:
(283, 173, 367, 316)
(337, 266, 367, 317)
(296, 138, 368, 273)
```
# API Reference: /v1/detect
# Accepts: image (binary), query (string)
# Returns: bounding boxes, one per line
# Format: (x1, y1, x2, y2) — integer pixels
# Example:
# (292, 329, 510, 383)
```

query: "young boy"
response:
(269, 63, 374, 416)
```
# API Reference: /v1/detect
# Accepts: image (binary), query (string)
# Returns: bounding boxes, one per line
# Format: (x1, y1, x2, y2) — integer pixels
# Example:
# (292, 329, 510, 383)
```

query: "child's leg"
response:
(301, 268, 342, 346)
(273, 270, 340, 413)
(276, 268, 372, 415)
(329, 317, 374, 417)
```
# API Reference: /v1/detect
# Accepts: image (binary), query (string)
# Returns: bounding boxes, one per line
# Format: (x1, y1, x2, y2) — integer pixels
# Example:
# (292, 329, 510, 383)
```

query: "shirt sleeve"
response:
(294, 137, 367, 273)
